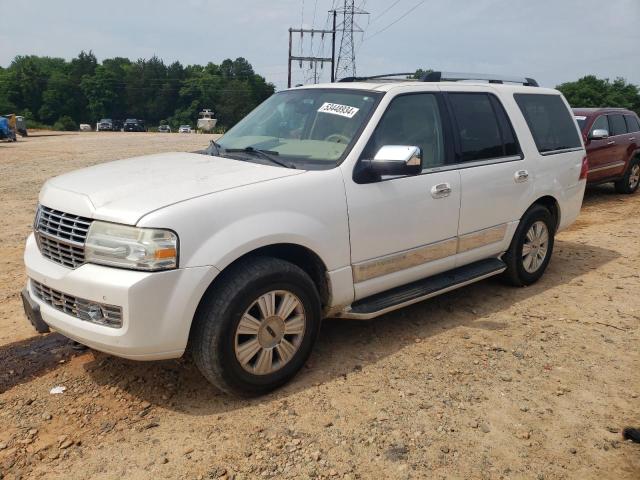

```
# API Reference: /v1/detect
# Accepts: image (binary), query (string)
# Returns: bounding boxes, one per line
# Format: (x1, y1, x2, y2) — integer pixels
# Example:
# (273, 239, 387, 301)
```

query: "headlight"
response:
(85, 221, 178, 271)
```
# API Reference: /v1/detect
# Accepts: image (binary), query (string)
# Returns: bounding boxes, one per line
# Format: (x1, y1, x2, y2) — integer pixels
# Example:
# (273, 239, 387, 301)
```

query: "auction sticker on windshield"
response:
(317, 102, 360, 118)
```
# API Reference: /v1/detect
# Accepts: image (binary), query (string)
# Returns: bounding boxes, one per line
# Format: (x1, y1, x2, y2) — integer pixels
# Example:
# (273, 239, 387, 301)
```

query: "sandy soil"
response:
(0, 132, 638, 479)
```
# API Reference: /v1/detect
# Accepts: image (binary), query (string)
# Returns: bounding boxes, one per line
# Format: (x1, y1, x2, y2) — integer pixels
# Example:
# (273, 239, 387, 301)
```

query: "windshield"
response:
(216, 88, 382, 169)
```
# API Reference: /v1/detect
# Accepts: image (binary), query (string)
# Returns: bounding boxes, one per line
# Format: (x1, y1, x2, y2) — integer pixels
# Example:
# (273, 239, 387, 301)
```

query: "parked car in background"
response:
(178, 125, 192, 134)
(158, 125, 172, 133)
(97, 119, 114, 131)
(112, 119, 124, 132)
(124, 119, 147, 132)
(22, 72, 587, 395)
(0, 115, 17, 142)
(574, 108, 640, 193)
(16, 116, 28, 137)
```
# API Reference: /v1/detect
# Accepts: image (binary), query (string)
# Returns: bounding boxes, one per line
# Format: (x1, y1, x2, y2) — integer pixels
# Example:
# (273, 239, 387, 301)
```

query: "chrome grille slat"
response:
(30, 279, 122, 328)
(35, 205, 93, 268)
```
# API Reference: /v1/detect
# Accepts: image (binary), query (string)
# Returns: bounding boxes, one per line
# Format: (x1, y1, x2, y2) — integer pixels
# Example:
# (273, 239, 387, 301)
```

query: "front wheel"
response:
(614, 159, 640, 194)
(502, 205, 555, 286)
(190, 257, 321, 396)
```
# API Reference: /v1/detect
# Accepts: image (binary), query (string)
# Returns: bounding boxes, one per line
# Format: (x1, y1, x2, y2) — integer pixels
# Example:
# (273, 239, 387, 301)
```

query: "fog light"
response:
(86, 304, 104, 323)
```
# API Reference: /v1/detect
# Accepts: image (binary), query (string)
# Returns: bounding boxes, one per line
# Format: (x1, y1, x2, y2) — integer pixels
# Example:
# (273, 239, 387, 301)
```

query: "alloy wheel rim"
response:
(522, 221, 549, 273)
(629, 164, 640, 189)
(234, 290, 306, 375)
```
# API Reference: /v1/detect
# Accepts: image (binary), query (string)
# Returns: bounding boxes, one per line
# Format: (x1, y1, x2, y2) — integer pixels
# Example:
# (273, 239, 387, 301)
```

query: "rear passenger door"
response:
(607, 114, 629, 177)
(443, 90, 531, 266)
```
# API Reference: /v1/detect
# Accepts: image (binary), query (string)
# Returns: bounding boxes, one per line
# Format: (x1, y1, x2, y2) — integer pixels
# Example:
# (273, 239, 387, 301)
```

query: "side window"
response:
(363, 93, 445, 169)
(624, 115, 640, 133)
(448, 93, 505, 162)
(590, 115, 609, 134)
(608, 114, 627, 136)
(514, 93, 582, 154)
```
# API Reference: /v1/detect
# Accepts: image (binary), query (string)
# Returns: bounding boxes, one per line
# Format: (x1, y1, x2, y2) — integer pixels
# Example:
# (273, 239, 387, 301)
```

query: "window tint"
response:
(590, 115, 609, 134)
(514, 94, 581, 153)
(449, 93, 505, 161)
(364, 93, 445, 169)
(608, 114, 627, 136)
(624, 115, 640, 133)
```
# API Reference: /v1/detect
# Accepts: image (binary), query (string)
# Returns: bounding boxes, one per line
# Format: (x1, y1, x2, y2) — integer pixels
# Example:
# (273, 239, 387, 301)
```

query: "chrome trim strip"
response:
(353, 224, 508, 283)
(457, 224, 507, 253)
(337, 268, 505, 320)
(588, 161, 626, 173)
(420, 155, 523, 174)
(540, 147, 584, 156)
(352, 237, 458, 283)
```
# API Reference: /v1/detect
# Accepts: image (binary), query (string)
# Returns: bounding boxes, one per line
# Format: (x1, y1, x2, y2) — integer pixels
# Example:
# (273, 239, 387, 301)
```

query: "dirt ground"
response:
(0, 132, 638, 480)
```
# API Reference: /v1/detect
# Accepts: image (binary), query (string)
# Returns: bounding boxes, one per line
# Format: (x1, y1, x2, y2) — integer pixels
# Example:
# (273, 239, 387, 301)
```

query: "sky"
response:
(0, 0, 639, 90)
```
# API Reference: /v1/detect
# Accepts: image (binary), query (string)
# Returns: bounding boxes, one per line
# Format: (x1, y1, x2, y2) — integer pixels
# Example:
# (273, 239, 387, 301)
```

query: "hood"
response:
(41, 151, 303, 224)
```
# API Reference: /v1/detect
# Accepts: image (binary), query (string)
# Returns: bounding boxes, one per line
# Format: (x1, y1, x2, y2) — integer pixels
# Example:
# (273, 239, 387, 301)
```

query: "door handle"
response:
(630, 137, 636, 141)
(514, 170, 529, 183)
(430, 183, 451, 198)
(607, 141, 615, 145)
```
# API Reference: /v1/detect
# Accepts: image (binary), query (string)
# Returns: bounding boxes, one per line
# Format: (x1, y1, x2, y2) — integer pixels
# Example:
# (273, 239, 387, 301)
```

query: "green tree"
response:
(557, 76, 640, 115)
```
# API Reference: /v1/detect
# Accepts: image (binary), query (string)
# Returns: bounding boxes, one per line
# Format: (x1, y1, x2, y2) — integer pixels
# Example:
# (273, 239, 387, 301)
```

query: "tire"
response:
(502, 204, 555, 286)
(614, 158, 640, 194)
(190, 256, 322, 396)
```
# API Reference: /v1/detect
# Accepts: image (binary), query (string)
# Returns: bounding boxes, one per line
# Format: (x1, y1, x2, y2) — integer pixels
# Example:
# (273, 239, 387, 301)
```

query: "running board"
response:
(336, 258, 506, 320)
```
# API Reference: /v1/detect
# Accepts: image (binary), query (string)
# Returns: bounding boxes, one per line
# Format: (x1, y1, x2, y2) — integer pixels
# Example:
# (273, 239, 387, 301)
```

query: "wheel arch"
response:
(192, 243, 331, 328)
(529, 195, 561, 231)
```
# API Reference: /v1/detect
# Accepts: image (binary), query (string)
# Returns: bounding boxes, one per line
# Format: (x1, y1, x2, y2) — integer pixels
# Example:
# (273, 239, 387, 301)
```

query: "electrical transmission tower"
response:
(335, 1, 369, 80)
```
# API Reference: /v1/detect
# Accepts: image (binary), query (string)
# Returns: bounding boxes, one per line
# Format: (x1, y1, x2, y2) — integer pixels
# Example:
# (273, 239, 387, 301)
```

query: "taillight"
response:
(579, 155, 589, 180)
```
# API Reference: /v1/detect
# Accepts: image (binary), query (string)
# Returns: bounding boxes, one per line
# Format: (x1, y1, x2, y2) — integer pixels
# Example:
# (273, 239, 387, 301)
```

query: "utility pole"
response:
(287, 10, 338, 88)
(335, 0, 369, 80)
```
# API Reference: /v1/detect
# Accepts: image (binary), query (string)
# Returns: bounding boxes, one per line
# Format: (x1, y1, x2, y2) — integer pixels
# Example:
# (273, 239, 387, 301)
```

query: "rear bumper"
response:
(24, 233, 218, 360)
(558, 180, 586, 232)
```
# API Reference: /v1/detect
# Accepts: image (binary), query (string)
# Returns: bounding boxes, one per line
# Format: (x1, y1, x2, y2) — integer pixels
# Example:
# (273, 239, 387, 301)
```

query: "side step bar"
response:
(335, 258, 506, 320)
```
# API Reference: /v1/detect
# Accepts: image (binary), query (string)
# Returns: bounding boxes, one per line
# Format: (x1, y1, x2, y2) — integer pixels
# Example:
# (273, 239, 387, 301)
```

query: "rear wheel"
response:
(190, 257, 321, 396)
(614, 159, 640, 194)
(502, 205, 555, 286)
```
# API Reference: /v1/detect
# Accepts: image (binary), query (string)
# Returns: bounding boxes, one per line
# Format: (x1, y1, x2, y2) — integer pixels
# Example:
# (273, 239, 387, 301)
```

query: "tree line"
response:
(411, 70, 640, 116)
(0, 51, 275, 131)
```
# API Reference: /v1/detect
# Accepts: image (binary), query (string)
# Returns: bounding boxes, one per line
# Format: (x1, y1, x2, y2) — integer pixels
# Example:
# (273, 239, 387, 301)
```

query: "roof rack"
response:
(337, 71, 539, 87)
(422, 71, 539, 87)
(338, 73, 416, 83)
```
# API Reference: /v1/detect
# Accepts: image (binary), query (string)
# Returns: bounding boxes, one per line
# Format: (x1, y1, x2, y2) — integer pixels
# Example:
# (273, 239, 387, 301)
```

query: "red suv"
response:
(573, 108, 640, 193)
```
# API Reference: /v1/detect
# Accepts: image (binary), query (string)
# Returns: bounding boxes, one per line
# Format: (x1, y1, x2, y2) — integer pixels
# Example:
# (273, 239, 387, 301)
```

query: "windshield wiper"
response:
(207, 139, 223, 156)
(224, 147, 296, 169)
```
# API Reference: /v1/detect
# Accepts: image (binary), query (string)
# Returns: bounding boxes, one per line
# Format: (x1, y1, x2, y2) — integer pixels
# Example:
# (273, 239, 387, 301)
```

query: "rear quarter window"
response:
(514, 93, 582, 154)
(625, 115, 640, 133)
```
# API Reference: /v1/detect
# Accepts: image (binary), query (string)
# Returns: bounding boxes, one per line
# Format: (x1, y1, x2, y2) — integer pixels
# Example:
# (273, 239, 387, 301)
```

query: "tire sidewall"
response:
(215, 268, 321, 393)
(626, 159, 640, 193)
(511, 206, 555, 285)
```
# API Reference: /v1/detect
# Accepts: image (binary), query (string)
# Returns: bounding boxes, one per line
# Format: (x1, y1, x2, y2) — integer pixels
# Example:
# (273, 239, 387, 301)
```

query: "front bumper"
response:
(23, 233, 218, 360)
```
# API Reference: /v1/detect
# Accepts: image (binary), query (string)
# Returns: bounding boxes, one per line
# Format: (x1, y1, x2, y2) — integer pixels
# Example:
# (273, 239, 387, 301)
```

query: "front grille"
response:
(31, 279, 123, 328)
(35, 206, 92, 268)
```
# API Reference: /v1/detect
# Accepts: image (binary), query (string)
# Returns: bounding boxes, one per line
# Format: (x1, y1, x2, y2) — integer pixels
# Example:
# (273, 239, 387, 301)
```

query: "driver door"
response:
(342, 92, 461, 300)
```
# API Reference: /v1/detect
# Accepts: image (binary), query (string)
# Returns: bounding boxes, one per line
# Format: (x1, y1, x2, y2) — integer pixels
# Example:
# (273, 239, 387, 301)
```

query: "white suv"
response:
(22, 72, 588, 395)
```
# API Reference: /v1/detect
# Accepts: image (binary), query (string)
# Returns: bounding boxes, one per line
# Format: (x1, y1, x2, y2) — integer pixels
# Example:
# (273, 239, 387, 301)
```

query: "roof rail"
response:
(422, 71, 539, 87)
(338, 73, 416, 83)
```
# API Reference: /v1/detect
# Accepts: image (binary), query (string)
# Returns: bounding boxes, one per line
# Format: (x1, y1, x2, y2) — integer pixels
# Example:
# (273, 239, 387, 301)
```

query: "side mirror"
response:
(589, 129, 609, 140)
(354, 145, 422, 183)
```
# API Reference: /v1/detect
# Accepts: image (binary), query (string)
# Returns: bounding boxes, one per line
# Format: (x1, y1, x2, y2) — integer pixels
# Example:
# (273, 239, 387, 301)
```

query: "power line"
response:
(364, 0, 427, 40)
(369, 0, 402, 24)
